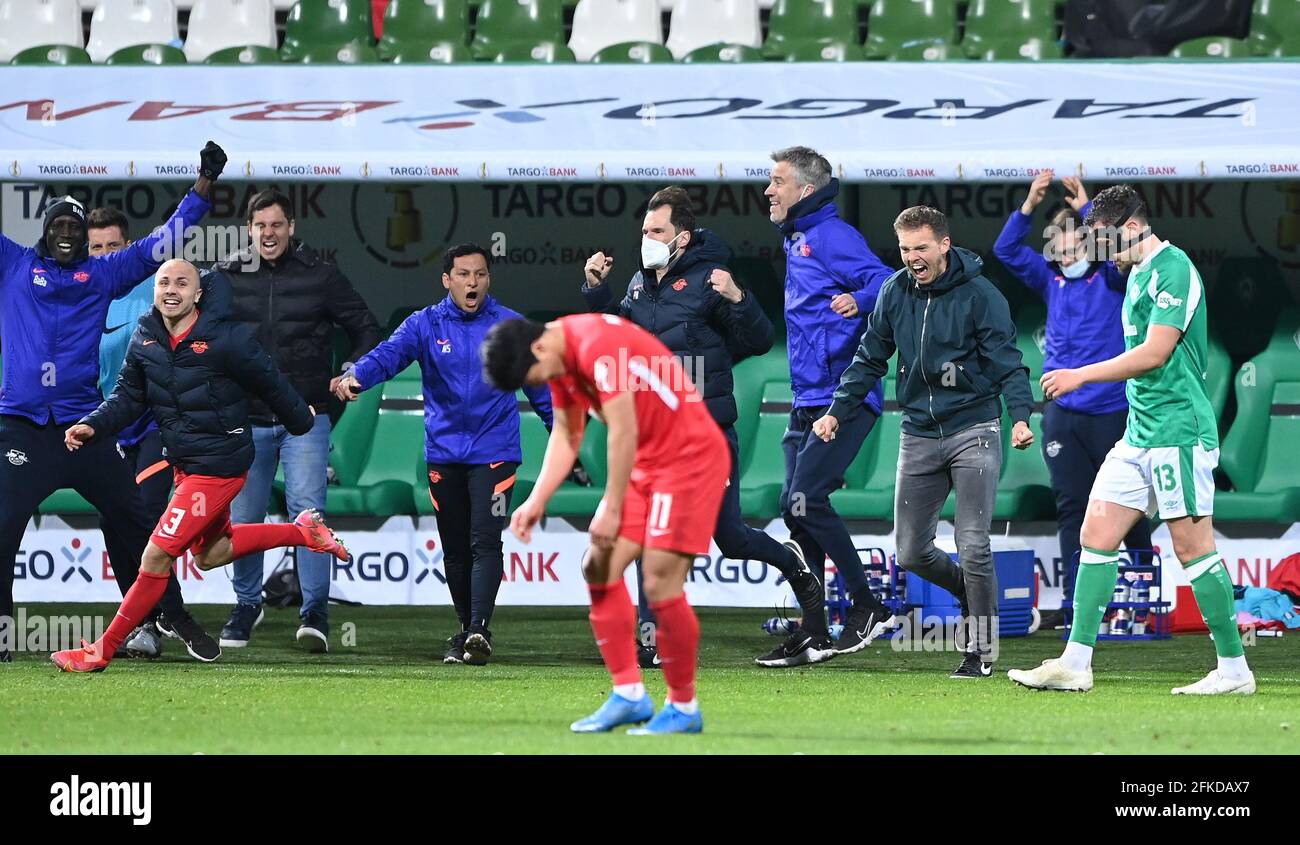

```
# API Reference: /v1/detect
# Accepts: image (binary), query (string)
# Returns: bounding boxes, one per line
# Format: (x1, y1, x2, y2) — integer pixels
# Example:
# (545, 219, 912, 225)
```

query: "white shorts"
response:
(1090, 441, 1218, 520)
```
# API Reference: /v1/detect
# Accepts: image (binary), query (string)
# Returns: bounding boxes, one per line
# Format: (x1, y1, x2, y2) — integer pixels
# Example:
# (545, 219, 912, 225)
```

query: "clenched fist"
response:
(584, 251, 614, 287)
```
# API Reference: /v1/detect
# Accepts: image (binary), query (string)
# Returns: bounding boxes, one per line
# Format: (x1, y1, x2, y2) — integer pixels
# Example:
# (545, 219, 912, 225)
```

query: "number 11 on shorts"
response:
(649, 492, 673, 537)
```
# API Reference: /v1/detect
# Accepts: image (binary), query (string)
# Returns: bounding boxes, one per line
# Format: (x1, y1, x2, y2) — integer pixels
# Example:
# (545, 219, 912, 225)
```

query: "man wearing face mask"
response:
(581, 186, 820, 669)
(994, 171, 1152, 610)
(0, 141, 225, 663)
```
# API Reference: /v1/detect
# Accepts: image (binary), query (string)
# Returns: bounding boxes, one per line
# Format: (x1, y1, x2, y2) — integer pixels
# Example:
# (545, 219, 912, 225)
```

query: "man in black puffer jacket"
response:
(581, 186, 824, 667)
(52, 260, 350, 674)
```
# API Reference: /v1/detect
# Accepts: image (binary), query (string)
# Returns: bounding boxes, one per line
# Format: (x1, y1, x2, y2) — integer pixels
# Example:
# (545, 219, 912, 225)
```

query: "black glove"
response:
(568, 458, 592, 487)
(199, 140, 227, 180)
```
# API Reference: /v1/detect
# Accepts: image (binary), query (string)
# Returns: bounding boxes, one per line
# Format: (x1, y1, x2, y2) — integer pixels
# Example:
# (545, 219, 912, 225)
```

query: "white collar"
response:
(1133, 239, 1170, 272)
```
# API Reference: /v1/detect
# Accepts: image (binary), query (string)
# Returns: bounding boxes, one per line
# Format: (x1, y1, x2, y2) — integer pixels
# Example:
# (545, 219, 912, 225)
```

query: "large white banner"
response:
(2, 63, 1297, 183)
(13, 517, 1299, 610)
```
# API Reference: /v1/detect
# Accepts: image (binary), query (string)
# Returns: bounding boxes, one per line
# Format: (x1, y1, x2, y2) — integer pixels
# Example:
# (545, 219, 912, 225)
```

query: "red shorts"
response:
(150, 469, 247, 557)
(619, 446, 729, 555)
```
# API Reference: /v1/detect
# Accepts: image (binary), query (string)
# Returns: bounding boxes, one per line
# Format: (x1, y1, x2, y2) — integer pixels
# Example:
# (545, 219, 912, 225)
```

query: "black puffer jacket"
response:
(83, 272, 314, 477)
(216, 239, 382, 425)
(580, 228, 774, 428)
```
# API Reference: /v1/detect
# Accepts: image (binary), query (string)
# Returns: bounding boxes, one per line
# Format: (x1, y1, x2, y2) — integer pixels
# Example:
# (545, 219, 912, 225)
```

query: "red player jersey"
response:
(549, 313, 720, 464)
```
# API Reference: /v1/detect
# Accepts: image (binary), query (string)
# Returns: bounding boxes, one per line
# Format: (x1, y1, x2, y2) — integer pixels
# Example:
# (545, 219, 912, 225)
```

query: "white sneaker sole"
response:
(463, 633, 491, 665)
(1007, 669, 1092, 692)
(218, 638, 250, 648)
(755, 645, 837, 668)
(296, 627, 329, 654)
(1172, 677, 1256, 695)
(834, 614, 897, 655)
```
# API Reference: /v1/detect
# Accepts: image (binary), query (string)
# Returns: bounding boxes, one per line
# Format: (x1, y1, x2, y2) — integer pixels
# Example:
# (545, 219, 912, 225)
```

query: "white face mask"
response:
(1061, 256, 1091, 279)
(641, 230, 684, 269)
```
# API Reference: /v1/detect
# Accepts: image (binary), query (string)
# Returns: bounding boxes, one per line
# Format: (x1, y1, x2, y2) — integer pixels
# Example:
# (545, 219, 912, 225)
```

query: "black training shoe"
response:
(296, 611, 329, 654)
(833, 599, 897, 655)
(781, 539, 826, 621)
(951, 652, 994, 679)
(755, 629, 836, 668)
(157, 611, 221, 662)
(444, 631, 468, 664)
(463, 624, 492, 666)
(637, 643, 662, 669)
(218, 603, 264, 648)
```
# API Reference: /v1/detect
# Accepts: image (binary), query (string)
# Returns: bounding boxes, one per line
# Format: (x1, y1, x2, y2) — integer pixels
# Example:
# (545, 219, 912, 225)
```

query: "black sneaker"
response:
(444, 631, 468, 665)
(755, 629, 836, 668)
(122, 622, 163, 659)
(637, 643, 661, 669)
(463, 624, 492, 666)
(951, 652, 994, 679)
(296, 611, 329, 654)
(157, 611, 221, 662)
(781, 540, 826, 622)
(218, 603, 264, 648)
(833, 599, 897, 655)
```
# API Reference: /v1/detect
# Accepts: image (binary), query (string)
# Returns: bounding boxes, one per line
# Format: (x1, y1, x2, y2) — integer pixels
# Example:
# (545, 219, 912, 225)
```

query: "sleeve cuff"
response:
(828, 399, 856, 422)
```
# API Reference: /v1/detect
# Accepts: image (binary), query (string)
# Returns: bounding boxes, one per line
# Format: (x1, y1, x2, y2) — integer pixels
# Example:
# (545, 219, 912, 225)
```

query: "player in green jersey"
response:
(1009, 185, 1253, 696)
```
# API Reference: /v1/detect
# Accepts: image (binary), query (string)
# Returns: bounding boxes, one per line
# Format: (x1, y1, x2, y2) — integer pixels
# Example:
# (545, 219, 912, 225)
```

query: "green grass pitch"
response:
(5, 603, 1296, 754)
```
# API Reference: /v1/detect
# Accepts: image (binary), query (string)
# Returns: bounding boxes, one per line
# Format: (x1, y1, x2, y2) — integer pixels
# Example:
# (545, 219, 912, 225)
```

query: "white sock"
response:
(613, 683, 646, 701)
(1060, 641, 1093, 672)
(669, 698, 698, 714)
(1217, 654, 1250, 681)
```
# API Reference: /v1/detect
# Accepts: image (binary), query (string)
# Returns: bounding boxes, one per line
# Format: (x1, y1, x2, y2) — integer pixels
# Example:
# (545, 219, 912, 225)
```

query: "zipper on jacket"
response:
(919, 290, 943, 437)
(266, 270, 277, 424)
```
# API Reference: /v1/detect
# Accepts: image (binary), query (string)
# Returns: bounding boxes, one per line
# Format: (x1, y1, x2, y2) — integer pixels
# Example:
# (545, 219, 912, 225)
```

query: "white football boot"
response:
(1007, 658, 1093, 692)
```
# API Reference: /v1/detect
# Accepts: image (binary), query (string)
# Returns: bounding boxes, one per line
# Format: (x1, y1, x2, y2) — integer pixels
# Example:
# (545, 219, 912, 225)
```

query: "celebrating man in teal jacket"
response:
(816, 206, 1035, 679)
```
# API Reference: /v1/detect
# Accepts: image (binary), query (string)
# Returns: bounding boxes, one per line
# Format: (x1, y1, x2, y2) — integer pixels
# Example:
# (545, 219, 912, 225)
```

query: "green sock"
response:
(1185, 551, 1244, 659)
(1068, 547, 1120, 647)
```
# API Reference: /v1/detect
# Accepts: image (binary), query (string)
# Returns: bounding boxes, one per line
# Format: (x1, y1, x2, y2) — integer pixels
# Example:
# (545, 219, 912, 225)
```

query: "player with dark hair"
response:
(335, 243, 553, 665)
(52, 260, 348, 673)
(482, 314, 729, 735)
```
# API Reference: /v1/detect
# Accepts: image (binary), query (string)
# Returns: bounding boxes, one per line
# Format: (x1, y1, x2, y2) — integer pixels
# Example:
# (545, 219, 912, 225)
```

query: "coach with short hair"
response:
(215, 190, 382, 653)
(815, 206, 1035, 678)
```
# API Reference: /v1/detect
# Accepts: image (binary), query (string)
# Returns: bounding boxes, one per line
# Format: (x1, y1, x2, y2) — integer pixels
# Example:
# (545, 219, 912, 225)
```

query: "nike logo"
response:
(141, 339, 157, 346)
(649, 528, 670, 538)
(226, 428, 245, 435)
(489, 461, 504, 469)
(104, 323, 129, 335)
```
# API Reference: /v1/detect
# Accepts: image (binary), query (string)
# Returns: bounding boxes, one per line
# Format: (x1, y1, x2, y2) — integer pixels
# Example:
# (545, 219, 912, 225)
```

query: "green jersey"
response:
(1121, 241, 1218, 450)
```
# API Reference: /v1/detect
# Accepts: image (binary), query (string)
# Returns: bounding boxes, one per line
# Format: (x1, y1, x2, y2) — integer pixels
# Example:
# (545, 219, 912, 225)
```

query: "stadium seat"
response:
(1249, 0, 1300, 57)
(106, 43, 189, 64)
(470, 0, 565, 60)
(590, 40, 675, 63)
(569, 0, 662, 62)
(1216, 309, 1300, 522)
(37, 490, 98, 516)
(681, 42, 763, 62)
(887, 39, 961, 60)
(863, 0, 958, 60)
(830, 376, 901, 521)
(0, 0, 83, 63)
(782, 39, 864, 60)
(1015, 303, 1047, 398)
(10, 44, 93, 64)
(991, 412, 1055, 520)
(1206, 334, 1231, 426)
(1168, 37, 1253, 58)
(960, 0, 1057, 60)
(666, 0, 762, 60)
(88, 0, 180, 63)
(972, 36, 1063, 60)
(377, 0, 469, 60)
(388, 40, 472, 62)
(738, 378, 793, 520)
(490, 40, 576, 62)
(184, 0, 277, 62)
(205, 44, 281, 63)
(328, 364, 421, 516)
(325, 379, 383, 515)
(763, 0, 859, 59)
(509, 398, 552, 507)
(299, 41, 381, 62)
(547, 416, 609, 516)
(281, 0, 374, 61)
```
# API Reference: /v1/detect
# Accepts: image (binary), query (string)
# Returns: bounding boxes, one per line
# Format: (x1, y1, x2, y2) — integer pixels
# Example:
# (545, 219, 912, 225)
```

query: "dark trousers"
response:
(636, 423, 801, 641)
(1042, 403, 1152, 601)
(427, 461, 518, 630)
(99, 430, 186, 623)
(781, 405, 878, 600)
(0, 415, 185, 640)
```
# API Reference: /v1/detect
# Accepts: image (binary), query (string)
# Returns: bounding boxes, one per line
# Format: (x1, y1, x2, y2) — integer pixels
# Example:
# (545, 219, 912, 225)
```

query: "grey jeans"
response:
(895, 419, 1002, 658)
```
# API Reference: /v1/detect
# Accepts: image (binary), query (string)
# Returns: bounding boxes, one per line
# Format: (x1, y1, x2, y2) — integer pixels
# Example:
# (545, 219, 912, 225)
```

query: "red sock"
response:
(229, 523, 305, 559)
(651, 594, 700, 704)
(101, 570, 170, 656)
(588, 581, 641, 687)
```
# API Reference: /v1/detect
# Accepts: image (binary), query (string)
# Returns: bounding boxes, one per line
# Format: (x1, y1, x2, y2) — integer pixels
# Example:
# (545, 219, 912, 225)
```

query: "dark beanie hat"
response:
(42, 195, 88, 232)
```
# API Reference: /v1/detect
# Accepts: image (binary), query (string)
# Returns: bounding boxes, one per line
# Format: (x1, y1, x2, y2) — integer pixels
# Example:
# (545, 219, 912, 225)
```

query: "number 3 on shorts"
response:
(160, 507, 186, 537)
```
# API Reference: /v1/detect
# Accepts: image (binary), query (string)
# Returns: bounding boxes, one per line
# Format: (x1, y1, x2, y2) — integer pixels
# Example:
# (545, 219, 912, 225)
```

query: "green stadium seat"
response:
(281, 0, 374, 62)
(730, 349, 776, 478)
(1015, 303, 1047, 402)
(830, 375, 901, 521)
(738, 381, 793, 519)
(961, 0, 1057, 59)
(378, 0, 469, 60)
(547, 415, 609, 516)
(470, 0, 565, 60)
(887, 40, 961, 60)
(863, 0, 958, 60)
(327, 364, 422, 516)
(1248, 0, 1300, 56)
(324, 382, 382, 515)
(782, 39, 864, 60)
(299, 42, 381, 62)
(10, 44, 92, 65)
(1169, 37, 1253, 58)
(1216, 309, 1300, 522)
(490, 41, 576, 62)
(763, 0, 859, 59)
(966, 36, 1063, 60)
(1206, 334, 1231, 427)
(37, 489, 98, 516)
(388, 40, 473, 62)
(992, 412, 1055, 520)
(105, 44, 187, 65)
(204, 45, 280, 64)
(511, 401, 553, 506)
(681, 42, 764, 63)
(591, 41, 675, 63)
